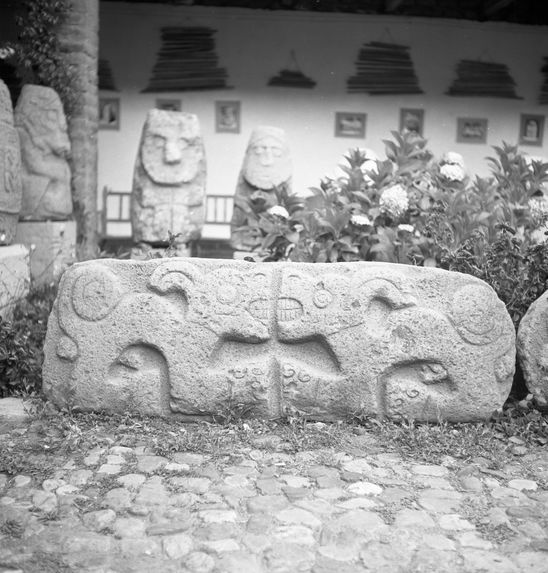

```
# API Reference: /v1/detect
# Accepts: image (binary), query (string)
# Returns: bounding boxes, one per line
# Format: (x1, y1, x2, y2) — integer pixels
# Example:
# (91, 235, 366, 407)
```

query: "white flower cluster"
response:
(267, 205, 289, 219)
(379, 184, 409, 219)
(439, 151, 465, 182)
(350, 214, 372, 227)
(0, 47, 15, 60)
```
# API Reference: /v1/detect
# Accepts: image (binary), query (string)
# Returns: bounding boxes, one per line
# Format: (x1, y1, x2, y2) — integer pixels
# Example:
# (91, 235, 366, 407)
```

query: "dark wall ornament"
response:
(446, 59, 521, 99)
(99, 58, 117, 92)
(540, 56, 548, 105)
(142, 27, 230, 92)
(267, 51, 316, 88)
(346, 41, 423, 95)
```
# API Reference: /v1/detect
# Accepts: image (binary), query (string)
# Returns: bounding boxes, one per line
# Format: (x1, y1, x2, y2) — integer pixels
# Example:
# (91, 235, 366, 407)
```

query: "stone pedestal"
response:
(15, 221, 76, 286)
(0, 244, 30, 321)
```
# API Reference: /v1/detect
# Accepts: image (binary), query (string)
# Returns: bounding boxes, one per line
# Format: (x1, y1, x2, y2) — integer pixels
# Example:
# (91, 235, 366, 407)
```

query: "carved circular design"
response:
(72, 266, 122, 321)
(313, 289, 333, 309)
(298, 371, 311, 383)
(451, 284, 500, 344)
(217, 283, 239, 305)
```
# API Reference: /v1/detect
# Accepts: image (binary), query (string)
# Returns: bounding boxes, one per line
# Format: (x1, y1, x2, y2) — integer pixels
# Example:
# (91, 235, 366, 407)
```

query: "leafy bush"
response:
(0, 0, 77, 116)
(0, 284, 57, 397)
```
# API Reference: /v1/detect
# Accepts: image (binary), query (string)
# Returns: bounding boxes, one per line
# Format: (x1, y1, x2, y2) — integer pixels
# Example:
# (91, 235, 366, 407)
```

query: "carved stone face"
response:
(243, 127, 292, 190)
(140, 110, 204, 185)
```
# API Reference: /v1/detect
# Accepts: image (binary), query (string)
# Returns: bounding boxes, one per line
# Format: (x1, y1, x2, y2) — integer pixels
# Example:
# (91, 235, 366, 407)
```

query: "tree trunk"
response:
(57, 0, 99, 260)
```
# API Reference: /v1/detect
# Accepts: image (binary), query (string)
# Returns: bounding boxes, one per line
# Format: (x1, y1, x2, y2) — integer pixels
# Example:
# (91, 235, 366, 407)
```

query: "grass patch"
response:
(0, 398, 546, 479)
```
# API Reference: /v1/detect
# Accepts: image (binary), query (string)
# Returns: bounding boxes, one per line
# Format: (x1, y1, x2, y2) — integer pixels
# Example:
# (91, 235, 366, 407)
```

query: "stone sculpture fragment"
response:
(14, 85, 72, 220)
(0, 79, 22, 245)
(230, 126, 293, 251)
(131, 110, 206, 256)
(43, 259, 515, 423)
(517, 292, 548, 407)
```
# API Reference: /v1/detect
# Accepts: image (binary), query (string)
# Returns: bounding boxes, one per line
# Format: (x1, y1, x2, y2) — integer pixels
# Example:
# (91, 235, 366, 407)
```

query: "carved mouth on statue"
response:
(248, 298, 270, 320)
(277, 298, 303, 322)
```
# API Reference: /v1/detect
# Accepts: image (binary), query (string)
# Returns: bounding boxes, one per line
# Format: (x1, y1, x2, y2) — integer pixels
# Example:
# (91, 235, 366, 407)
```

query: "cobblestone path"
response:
(0, 421, 547, 572)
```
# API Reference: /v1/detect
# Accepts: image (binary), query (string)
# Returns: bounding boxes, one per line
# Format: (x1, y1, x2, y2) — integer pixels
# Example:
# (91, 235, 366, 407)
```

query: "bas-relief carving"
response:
(43, 260, 515, 422)
(131, 110, 206, 249)
(14, 85, 72, 220)
(230, 126, 293, 251)
(0, 79, 22, 245)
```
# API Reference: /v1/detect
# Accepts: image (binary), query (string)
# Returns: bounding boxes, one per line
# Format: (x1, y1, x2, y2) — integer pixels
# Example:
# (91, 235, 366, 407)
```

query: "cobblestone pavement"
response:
(1, 422, 547, 573)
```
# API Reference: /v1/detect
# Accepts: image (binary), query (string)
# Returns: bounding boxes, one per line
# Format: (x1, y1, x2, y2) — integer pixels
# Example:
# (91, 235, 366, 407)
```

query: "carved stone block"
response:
(0, 79, 22, 245)
(131, 110, 206, 248)
(517, 292, 548, 407)
(43, 259, 515, 422)
(15, 220, 76, 286)
(0, 244, 30, 321)
(14, 85, 72, 220)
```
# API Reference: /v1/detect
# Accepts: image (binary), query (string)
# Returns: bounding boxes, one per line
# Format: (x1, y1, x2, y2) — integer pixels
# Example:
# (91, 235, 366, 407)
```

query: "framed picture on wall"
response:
(456, 117, 488, 144)
(99, 97, 120, 130)
(335, 112, 366, 138)
(156, 98, 182, 112)
(215, 100, 241, 133)
(519, 114, 545, 146)
(399, 108, 424, 136)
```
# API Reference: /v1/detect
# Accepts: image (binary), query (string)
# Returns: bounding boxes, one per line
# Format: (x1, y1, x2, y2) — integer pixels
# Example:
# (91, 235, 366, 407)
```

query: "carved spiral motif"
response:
(313, 289, 333, 309)
(71, 266, 122, 321)
(451, 284, 500, 345)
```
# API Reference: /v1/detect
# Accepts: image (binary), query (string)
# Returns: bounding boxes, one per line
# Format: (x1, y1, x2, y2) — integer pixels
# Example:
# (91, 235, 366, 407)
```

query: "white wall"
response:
(99, 3, 548, 217)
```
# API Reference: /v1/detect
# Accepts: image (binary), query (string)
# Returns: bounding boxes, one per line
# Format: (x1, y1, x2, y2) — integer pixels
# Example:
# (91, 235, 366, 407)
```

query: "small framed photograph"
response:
(400, 108, 424, 136)
(155, 98, 182, 112)
(99, 97, 120, 130)
(335, 112, 366, 138)
(457, 117, 488, 144)
(215, 100, 241, 133)
(519, 114, 545, 146)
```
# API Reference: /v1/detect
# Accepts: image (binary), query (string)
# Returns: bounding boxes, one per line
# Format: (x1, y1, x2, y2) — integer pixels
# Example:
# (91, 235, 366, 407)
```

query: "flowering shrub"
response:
(235, 132, 548, 274)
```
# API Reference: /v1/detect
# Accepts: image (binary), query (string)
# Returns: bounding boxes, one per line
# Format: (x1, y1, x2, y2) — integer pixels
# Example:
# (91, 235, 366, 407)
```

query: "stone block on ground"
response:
(517, 291, 548, 407)
(0, 398, 30, 433)
(0, 244, 30, 321)
(15, 221, 76, 286)
(43, 258, 515, 422)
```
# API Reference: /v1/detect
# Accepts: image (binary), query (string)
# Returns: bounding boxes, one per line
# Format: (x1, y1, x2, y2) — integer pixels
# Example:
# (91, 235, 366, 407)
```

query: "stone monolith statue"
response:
(131, 110, 206, 256)
(0, 79, 22, 245)
(14, 85, 72, 220)
(230, 126, 293, 251)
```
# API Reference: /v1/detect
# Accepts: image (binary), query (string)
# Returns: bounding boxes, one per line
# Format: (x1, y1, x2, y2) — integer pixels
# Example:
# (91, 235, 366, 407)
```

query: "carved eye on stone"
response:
(216, 283, 240, 305)
(71, 265, 122, 322)
(313, 289, 333, 309)
(452, 284, 500, 344)
(149, 260, 199, 296)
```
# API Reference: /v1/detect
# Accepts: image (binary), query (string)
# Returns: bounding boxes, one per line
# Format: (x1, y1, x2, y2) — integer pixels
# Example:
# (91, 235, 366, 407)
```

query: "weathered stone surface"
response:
(0, 79, 22, 246)
(517, 291, 548, 406)
(15, 221, 76, 286)
(131, 110, 206, 249)
(43, 258, 515, 422)
(14, 85, 72, 220)
(230, 126, 293, 251)
(0, 244, 30, 321)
